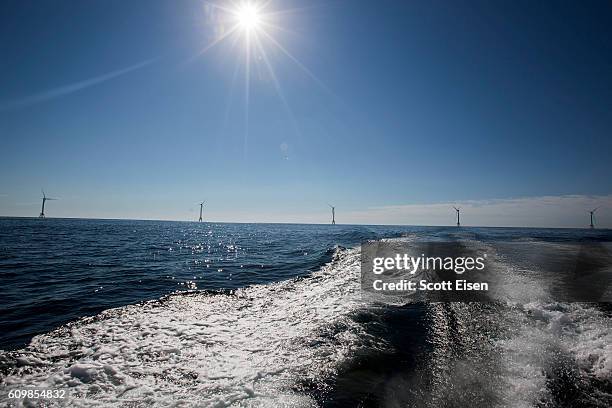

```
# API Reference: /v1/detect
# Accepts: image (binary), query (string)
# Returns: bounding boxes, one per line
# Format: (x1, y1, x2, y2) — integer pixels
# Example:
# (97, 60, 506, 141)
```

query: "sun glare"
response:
(236, 3, 261, 31)
(195, 0, 327, 156)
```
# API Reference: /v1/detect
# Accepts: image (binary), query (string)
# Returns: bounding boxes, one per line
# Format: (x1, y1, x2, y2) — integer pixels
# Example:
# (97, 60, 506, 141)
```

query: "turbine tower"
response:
(589, 207, 598, 228)
(198, 201, 205, 222)
(328, 204, 336, 225)
(453, 206, 461, 227)
(39, 190, 57, 218)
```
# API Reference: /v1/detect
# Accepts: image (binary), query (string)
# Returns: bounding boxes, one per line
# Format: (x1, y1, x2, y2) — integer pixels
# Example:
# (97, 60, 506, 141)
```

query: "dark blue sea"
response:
(0, 218, 610, 407)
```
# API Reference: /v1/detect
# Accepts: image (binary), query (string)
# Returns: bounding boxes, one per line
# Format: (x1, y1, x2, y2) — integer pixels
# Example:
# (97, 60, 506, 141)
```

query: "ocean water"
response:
(0, 218, 610, 407)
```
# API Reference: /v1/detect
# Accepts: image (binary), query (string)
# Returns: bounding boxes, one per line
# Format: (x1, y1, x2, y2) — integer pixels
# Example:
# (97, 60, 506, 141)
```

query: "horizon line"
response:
(0, 215, 610, 231)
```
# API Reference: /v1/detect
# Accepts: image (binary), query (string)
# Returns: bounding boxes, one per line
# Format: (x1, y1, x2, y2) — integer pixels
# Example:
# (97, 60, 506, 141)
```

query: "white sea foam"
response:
(487, 243, 612, 407)
(491, 301, 611, 408)
(0, 246, 367, 407)
(451, 239, 612, 407)
(1, 239, 609, 408)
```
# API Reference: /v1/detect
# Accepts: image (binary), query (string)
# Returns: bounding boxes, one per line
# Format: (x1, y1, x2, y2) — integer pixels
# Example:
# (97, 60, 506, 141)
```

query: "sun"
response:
(196, 0, 325, 155)
(235, 3, 262, 31)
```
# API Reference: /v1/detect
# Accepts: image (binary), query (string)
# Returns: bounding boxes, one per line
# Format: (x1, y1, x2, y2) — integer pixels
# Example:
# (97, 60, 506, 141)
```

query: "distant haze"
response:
(1, 194, 610, 229)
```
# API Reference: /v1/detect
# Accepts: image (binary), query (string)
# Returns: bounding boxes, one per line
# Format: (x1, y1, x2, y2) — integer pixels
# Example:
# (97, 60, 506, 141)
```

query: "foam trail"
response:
(0, 246, 366, 407)
(1, 239, 610, 407)
(465, 240, 612, 407)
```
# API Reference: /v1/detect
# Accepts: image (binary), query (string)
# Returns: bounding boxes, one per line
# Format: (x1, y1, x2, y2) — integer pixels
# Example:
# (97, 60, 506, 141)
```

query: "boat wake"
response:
(1, 246, 368, 407)
(0, 239, 610, 407)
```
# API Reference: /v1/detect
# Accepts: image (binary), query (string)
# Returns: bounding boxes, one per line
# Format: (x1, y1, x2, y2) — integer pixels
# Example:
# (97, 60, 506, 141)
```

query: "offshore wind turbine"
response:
(39, 190, 57, 218)
(198, 201, 205, 222)
(589, 207, 599, 228)
(328, 204, 336, 225)
(453, 206, 461, 227)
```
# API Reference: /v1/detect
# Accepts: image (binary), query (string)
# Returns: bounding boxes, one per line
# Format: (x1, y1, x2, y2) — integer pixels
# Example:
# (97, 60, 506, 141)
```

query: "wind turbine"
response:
(453, 206, 461, 227)
(39, 190, 57, 218)
(589, 207, 599, 228)
(328, 204, 336, 225)
(198, 201, 205, 222)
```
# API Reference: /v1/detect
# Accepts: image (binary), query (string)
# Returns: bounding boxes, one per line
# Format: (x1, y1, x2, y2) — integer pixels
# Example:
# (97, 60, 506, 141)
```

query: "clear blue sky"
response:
(1, 0, 611, 225)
